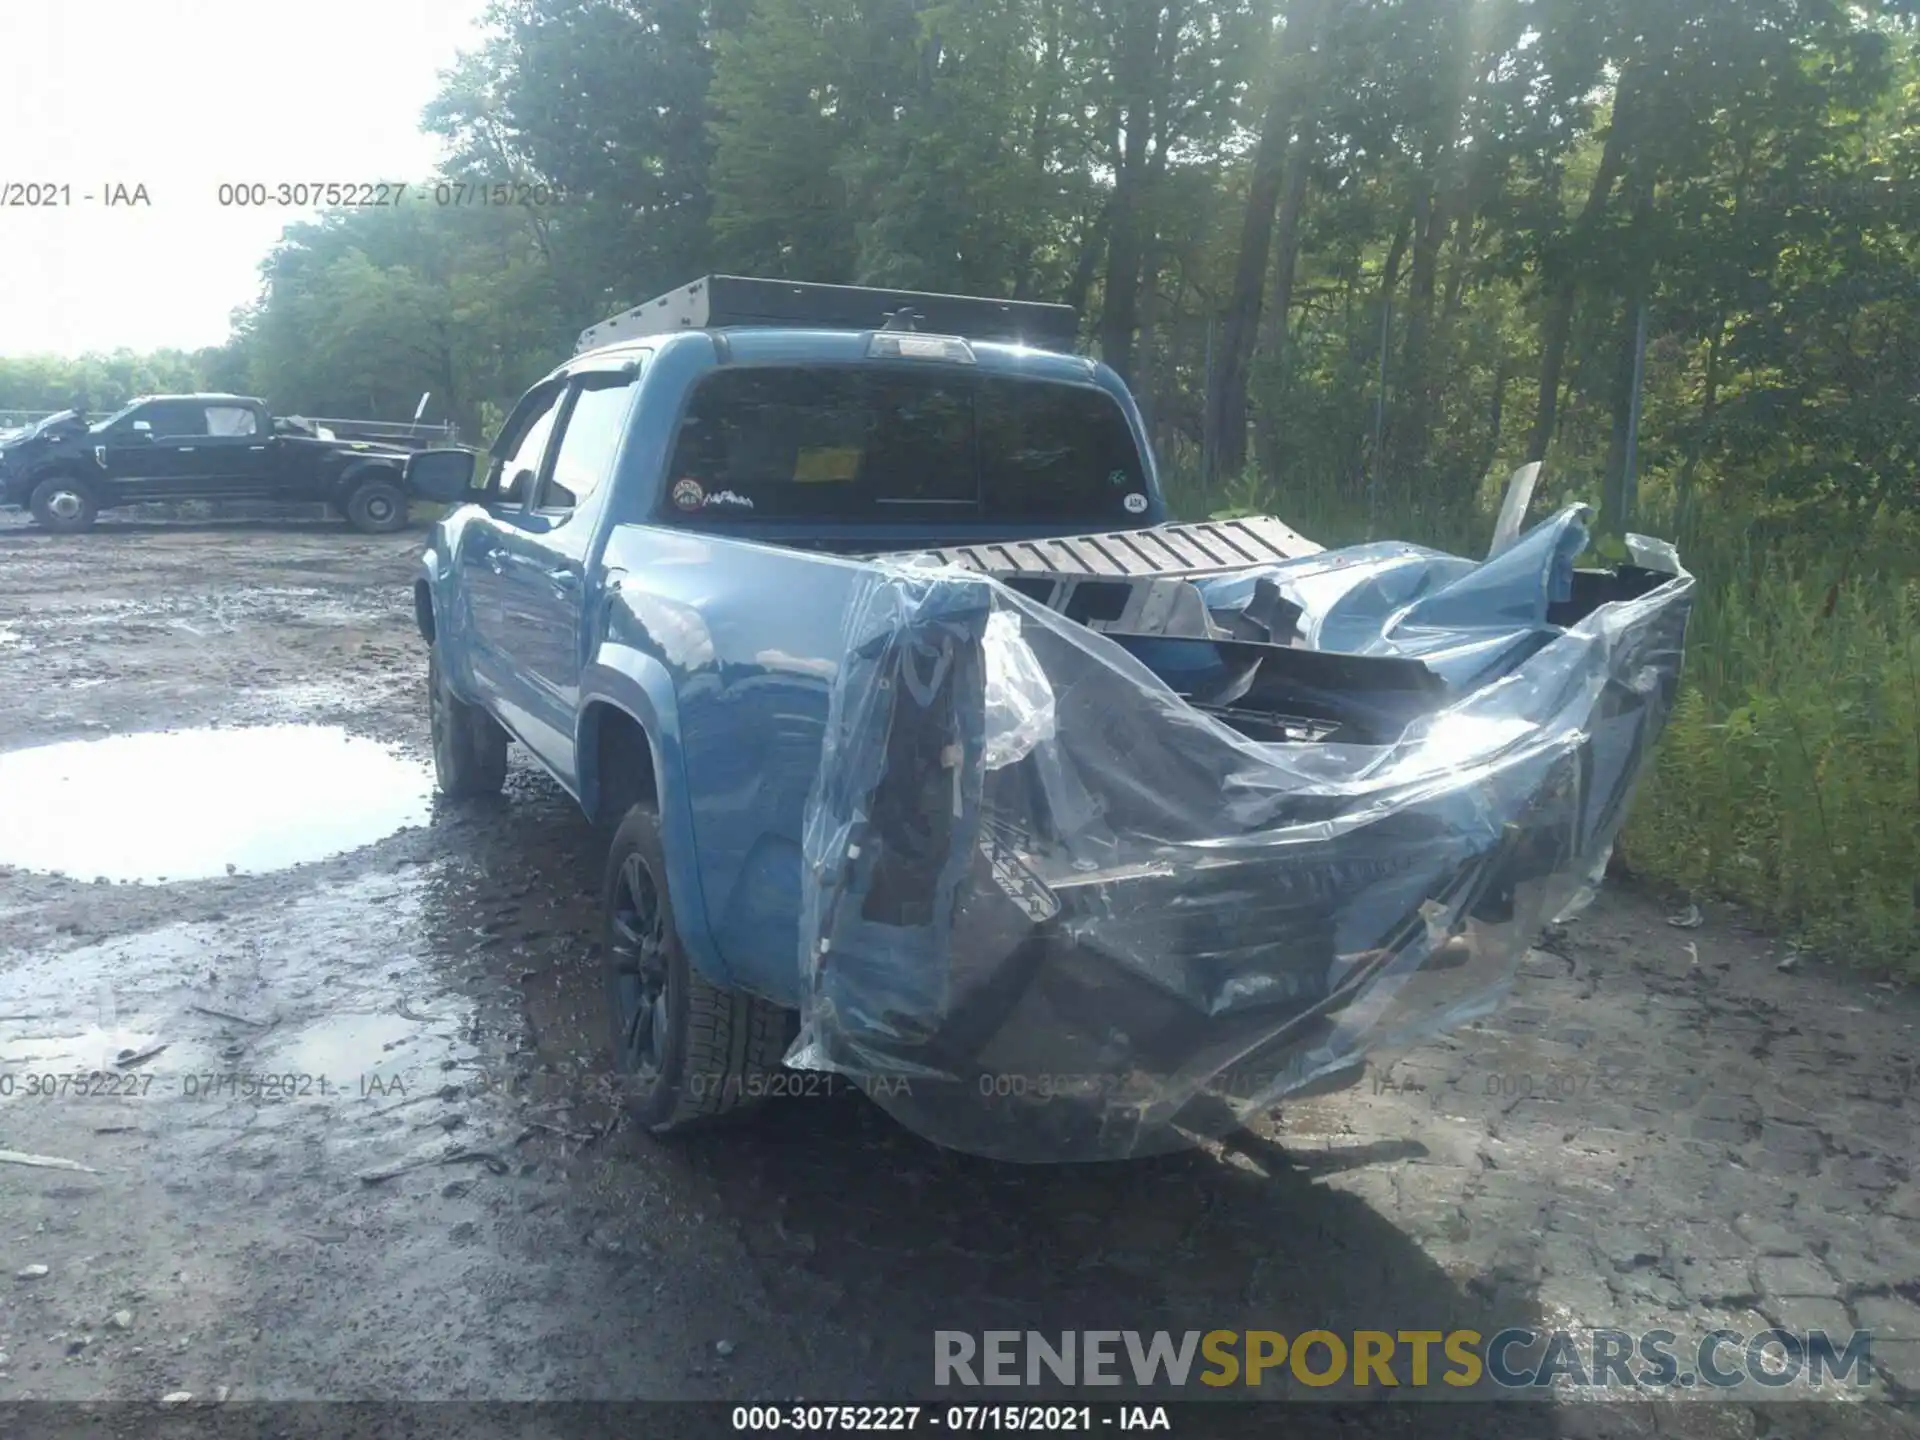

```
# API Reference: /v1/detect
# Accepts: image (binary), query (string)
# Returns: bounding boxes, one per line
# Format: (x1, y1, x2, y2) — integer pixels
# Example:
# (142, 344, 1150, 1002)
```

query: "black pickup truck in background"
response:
(0, 393, 422, 534)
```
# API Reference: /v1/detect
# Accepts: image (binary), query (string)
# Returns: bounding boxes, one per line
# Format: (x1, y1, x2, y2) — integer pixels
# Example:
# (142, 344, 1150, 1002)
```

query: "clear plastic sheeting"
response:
(788, 505, 1693, 1162)
(980, 609, 1056, 770)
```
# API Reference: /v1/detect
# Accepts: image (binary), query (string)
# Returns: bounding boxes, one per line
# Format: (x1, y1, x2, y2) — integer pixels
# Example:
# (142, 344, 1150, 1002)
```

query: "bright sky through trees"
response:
(0, 0, 483, 355)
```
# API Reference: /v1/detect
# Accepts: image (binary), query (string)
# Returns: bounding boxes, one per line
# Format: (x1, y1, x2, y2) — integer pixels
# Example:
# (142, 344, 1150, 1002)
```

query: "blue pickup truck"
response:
(409, 276, 1693, 1161)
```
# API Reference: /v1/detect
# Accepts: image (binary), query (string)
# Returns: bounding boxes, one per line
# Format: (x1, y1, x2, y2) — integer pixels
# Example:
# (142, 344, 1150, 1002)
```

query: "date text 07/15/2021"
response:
(729, 1405, 1171, 1432)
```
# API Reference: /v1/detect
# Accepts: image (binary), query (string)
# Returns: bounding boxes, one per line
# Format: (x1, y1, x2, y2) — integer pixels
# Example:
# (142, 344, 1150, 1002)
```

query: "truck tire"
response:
(603, 801, 791, 1134)
(29, 476, 99, 534)
(344, 475, 408, 533)
(428, 644, 508, 797)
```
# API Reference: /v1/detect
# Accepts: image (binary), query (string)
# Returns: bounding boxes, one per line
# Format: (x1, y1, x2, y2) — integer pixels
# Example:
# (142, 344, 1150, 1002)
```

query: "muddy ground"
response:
(0, 511, 1916, 1436)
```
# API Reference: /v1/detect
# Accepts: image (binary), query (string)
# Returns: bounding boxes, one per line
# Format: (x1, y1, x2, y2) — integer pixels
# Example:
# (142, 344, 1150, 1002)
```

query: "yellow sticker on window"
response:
(793, 447, 862, 483)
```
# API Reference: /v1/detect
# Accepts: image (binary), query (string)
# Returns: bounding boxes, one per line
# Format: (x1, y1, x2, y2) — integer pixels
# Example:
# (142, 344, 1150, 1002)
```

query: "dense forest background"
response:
(3, 0, 1916, 966)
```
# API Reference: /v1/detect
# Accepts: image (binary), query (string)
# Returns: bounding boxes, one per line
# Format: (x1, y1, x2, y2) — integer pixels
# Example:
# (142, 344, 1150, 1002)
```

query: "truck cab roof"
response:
(123, 393, 267, 407)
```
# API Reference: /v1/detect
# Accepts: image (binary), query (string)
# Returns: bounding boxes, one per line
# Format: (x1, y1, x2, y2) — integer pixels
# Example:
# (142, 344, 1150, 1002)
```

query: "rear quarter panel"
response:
(594, 523, 867, 1005)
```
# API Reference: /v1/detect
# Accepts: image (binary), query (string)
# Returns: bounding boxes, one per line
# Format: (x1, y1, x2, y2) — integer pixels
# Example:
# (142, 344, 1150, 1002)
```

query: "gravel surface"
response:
(0, 514, 1914, 1436)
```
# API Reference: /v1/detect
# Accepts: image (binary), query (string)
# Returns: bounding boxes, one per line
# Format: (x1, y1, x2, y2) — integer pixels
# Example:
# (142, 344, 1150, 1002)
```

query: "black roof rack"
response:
(575, 275, 1079, 355)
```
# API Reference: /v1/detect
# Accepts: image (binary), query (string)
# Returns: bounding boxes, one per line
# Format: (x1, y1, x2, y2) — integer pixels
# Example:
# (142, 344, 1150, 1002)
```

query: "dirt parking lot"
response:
(1, 514, 1916, 1437)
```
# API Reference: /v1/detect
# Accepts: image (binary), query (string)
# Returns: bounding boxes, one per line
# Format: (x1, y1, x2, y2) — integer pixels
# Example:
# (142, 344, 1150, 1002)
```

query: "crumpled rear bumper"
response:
(788, 507, 1694, 1161)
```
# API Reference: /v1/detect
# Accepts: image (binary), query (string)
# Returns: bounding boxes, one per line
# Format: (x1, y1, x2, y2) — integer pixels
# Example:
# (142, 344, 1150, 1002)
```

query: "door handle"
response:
(177, 446, 197, 452)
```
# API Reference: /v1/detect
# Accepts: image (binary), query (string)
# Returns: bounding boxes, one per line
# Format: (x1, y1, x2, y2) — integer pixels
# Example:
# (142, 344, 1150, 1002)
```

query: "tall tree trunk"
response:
(1378, 214, 1411, 304)
(1134, 242, 1165, 435)
(1206, 75, 1294, 477)
(1065, 202, 1112, 319)
(1364, 215, 1413, 474)
(1203, 0, 1330, 477)
(1476, 345, 1509, 484)
(1442, 212, 1475, 322)
(1393, 181, 1448, 472)
(1601, 162, 1656, 536)
(1011, 0, 1067, 300)
(1525, 70, 1639, 464)
(1099, 184, 1146, 382)
(1672, 135, 1749, 507)
(1097, 3, 1157, 382)
(1390, 0, 1475, 479)
(1265, 128, 1314, 372)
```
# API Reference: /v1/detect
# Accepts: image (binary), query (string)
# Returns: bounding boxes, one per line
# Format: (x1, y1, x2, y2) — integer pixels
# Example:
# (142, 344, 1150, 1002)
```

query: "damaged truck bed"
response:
(406, 275, 1693, 1161)
(800, 508, 1689, 1160)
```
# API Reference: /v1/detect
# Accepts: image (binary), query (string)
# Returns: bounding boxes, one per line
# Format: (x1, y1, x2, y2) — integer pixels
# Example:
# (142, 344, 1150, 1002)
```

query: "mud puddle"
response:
(0, 871, 508, 1179)
(0, 725, 432, 882)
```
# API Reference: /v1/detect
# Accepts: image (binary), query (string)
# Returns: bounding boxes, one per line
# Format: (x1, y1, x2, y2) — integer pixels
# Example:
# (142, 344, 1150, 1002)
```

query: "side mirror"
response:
(404, 447, 480, 504)
(130, 421, 153, 439)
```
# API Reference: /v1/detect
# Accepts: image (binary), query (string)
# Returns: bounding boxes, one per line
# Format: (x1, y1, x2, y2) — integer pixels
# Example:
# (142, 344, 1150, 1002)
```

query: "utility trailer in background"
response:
(574, 275, 1081, 355)
(3, 410, 457, 450)
(284, 416, 461, 450)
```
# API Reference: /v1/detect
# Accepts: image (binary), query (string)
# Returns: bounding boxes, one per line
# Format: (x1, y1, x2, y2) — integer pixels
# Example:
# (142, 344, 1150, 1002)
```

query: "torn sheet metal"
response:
(789, 505, 1692, 1162)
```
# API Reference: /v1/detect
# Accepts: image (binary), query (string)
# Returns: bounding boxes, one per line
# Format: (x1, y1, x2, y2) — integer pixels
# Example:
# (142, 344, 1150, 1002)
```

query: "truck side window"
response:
(204, 405, 258, 437)
(141, 402, 209, 439)
(538, 375, 636, 513)
(493, 389, 563, 506)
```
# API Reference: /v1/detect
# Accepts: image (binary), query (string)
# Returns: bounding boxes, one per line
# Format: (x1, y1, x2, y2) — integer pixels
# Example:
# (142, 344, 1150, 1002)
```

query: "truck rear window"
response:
(660, 366, 1151, 525)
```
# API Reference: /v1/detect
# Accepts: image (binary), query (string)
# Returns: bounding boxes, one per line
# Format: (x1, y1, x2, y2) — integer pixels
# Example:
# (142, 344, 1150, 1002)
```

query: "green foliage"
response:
(0, 349, 228, 414)
(1626, 524, 1920, 970)
(238, 201, 566, 437)
(705, 0, 871, 280)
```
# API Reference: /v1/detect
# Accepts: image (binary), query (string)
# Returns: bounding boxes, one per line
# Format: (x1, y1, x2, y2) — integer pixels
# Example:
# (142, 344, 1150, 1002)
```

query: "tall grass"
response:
(1626, 504, 1919, 971)
(1162, 457, 1920, 975)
